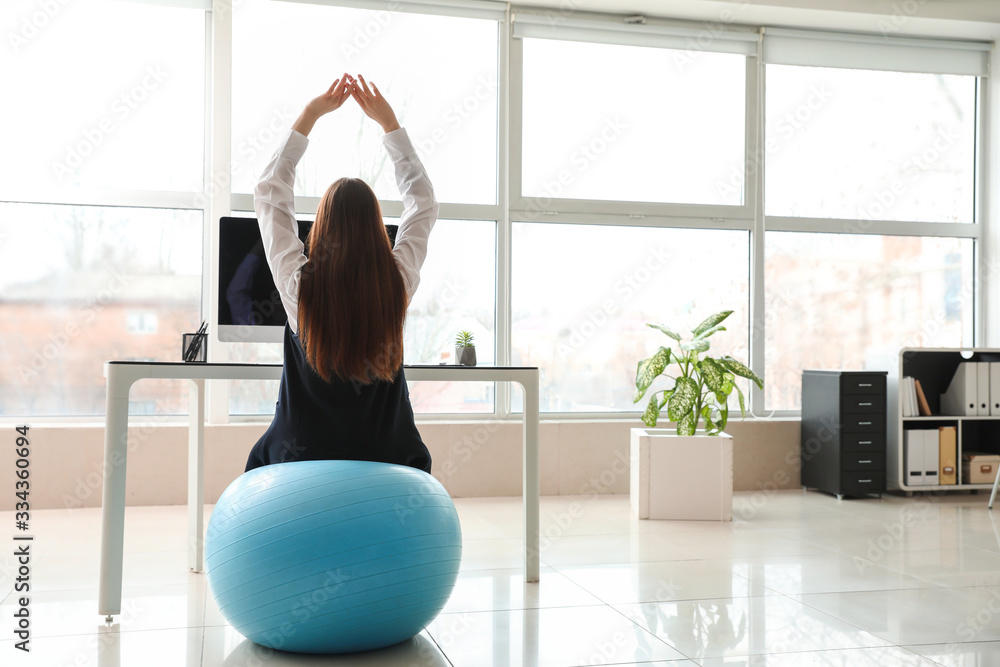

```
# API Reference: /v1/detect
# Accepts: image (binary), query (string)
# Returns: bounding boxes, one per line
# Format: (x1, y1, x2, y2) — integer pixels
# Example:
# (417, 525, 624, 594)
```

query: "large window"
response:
(512, 224, 750, 412)
(1, 0, 205, 194)
(765, 233, 973, 410)
(515, 29, 754, 414)
(765, 66, 977, 223)
(228, 0, 502, 416)
(232, 0, 498, 205)
(0, 204, 202, 417)
(763, 63, 980, 410)
(521, 38, 746, 206)
(1, 0, 206, 418)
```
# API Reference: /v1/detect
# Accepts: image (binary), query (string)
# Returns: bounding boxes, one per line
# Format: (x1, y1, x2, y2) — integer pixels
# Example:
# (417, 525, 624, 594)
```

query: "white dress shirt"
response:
(253, 127, 439, 335)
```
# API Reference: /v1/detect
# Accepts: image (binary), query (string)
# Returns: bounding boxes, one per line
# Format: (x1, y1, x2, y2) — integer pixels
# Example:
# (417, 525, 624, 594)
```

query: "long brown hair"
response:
(297, 177, 407, 384)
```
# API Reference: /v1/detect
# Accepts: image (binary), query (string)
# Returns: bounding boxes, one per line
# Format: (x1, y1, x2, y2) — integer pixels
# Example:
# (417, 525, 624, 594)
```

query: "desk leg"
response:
(521, 379, 540, 583)
(99, 380, 130, 618)
(188, 379, 206, 572)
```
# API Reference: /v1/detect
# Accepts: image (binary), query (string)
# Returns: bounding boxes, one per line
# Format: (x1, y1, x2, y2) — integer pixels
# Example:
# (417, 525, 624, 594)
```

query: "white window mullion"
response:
(496, 7, 513, 418)
(508, 210, 753, 232)
(748, 40, 767, 417)
(511, 200, 753, 227)
(766, 216, 981, 239)
(206, 0, 234, 423)
(977, 74, 992, 347)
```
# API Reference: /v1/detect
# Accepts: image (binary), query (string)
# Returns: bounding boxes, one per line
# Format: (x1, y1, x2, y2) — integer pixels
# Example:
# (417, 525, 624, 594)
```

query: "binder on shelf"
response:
(991, 362, 1000, 416)
(939, 426, 957, 485)
(941, 362, 978, 416)
(905, 430, 924, 486)
(900, 377, 909, 417)
(978, 362, 991, 416)
(914, 379, 932, 416)
(922, 429, 939, 486)
(902, 377, 917, 417)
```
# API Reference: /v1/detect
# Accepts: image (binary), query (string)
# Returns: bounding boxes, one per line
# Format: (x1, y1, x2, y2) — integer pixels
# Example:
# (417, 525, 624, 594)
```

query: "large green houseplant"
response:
(633, 310, 764, 436)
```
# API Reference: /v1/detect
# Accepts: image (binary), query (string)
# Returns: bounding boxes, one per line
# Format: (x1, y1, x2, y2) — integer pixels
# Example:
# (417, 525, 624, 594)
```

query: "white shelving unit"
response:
(888, 348, 1000, 493)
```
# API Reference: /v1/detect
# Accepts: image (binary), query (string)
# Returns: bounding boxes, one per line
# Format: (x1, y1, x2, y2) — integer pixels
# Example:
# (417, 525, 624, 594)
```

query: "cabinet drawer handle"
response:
(859, 421, 872, 426)
(859, 441, 872, 445)
(859, 383, 872, 387)
(859, 402, 872, 406)
(858, 479, 873, 483)
(859, 459, 872, 464)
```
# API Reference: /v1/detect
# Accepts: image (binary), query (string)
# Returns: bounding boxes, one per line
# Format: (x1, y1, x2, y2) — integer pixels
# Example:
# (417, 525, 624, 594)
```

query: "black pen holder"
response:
(182, 332, 207, 363)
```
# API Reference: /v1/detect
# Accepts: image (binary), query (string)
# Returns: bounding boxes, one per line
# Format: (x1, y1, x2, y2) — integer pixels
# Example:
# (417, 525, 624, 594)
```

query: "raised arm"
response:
(352, 75, 438, 301)
(253, 75, 353, 334)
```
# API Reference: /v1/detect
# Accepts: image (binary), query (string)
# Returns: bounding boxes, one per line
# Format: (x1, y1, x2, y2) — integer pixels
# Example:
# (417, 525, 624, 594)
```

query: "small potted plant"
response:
(455, 330, 476, 367)
(630, 310, 763, 521)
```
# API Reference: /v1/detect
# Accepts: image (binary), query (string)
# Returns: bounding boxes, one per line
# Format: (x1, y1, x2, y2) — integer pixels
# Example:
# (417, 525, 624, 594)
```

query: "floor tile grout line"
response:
(687, 645, 947, 666)
(437, 602, 611, 617)
(599, 596, 700, 664)
(904, 641, 982, 667)
(196, 625, 207, 667)
(786, 587, 914, 650)
(200, 573, 210, 666)
(897, 643, 950, 667)
(425, 628, 457, 667)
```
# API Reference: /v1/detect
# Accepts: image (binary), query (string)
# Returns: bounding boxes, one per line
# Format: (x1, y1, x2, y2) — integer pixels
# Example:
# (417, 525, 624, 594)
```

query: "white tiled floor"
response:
(3, 490, 1000, 665)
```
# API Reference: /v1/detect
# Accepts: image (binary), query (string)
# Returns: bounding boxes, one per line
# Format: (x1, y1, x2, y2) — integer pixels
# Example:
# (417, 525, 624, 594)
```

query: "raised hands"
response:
(292, 73, 354, 137)
(350, 75, 400, 135)
(292, 73, 400, 137)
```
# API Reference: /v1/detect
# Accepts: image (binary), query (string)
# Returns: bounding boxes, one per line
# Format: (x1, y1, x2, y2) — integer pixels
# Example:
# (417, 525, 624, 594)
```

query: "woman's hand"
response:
(351, 75, 401, 134)
(292, 74, 354, 137)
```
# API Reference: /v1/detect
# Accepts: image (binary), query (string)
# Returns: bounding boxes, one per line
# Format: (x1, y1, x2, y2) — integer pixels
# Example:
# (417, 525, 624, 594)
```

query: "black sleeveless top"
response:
(244, 322, 431, 473)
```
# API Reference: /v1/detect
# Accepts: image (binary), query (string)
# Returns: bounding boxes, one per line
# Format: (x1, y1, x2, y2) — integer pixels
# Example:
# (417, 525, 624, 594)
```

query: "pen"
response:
(186, 321, 207, 362)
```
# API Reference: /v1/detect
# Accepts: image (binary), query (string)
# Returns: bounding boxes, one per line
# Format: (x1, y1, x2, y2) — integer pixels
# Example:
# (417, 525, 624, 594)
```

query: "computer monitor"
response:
(217, 216, 398, 343)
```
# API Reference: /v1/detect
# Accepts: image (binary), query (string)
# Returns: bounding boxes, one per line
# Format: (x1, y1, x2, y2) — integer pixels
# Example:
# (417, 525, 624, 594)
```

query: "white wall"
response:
(1, 419, 800, 510)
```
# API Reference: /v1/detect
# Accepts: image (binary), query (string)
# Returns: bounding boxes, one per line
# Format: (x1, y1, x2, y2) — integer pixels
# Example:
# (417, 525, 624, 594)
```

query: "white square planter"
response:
(630, 428, 733, 521)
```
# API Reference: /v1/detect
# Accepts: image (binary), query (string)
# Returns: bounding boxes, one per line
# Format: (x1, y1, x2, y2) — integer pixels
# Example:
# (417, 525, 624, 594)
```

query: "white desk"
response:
(99, 361, 540, 619)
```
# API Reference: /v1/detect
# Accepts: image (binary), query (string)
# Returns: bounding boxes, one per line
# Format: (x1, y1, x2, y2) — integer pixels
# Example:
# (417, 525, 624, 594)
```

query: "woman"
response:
(245, 73, 437, 474)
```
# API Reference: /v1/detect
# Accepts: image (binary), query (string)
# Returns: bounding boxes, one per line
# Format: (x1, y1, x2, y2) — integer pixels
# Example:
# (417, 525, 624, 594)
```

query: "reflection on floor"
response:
(3, 491, 1000, 665)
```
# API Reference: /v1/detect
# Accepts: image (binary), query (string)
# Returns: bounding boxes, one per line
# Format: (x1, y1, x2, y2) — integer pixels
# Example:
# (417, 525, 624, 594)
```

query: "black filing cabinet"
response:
(801, 370, 887, 498)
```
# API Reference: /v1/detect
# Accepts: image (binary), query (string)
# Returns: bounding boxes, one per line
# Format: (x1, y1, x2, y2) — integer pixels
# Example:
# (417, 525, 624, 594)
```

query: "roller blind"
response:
(116, 0, 210, 8)
(764, 27, 990, 76)
(512, 10, 759, 56)
(274, 0, 506, 21)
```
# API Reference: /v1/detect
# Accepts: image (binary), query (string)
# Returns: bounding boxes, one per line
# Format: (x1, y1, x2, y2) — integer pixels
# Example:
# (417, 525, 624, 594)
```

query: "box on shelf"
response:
(962, 451, 1000, 484)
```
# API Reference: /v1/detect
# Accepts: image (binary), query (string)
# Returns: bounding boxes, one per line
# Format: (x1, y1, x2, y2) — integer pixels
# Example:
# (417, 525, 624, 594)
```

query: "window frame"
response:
(508, 24, 764, 418)
(0, 0, 212, 420)
(758, 61, 985, 416)
(223, 0, 511, 421)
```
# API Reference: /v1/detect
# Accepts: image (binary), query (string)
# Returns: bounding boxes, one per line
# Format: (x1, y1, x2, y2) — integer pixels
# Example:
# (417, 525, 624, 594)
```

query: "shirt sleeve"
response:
(253, 129, 309, 334)
(383, 128, 439, 302)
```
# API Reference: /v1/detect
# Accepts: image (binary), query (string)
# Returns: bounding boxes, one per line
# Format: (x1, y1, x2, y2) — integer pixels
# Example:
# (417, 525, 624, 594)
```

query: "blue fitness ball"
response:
(205, 460, 462, 654)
